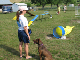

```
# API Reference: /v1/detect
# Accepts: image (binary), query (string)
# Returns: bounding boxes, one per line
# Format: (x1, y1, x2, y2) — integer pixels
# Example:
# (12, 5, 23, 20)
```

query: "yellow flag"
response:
(13, 16, 17, 20)
(28, 21, 33, 26)
(64, 26, 75, 35)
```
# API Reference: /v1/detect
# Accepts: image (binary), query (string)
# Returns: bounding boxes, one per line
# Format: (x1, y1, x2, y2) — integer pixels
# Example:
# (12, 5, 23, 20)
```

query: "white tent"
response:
(69, 4, 74, 7)
(0, 0, 13, 5)
(12, 3, 27, 12)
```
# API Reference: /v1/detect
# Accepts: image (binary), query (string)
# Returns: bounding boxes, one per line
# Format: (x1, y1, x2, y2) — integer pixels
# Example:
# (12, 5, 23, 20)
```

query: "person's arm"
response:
(24, 26, 30, 40)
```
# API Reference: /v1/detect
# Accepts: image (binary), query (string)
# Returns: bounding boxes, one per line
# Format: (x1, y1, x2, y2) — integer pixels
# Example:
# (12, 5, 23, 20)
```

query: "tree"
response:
(63, 0, 76, 5)
(53, 0, 63, 7)
(31, 0, 47, 9)
(50, 0, 54, 9)
(41, 0, 47, 9)
(46, 0, 54, 8)
(31, 0, 37, 4)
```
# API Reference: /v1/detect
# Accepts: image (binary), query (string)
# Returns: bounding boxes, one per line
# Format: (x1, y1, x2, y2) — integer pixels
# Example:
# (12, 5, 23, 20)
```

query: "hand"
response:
(28, 36, 30, 40)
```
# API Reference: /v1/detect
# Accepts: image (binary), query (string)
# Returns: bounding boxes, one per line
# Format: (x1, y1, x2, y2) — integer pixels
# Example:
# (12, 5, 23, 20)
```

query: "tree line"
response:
(31, 0, 77, 9)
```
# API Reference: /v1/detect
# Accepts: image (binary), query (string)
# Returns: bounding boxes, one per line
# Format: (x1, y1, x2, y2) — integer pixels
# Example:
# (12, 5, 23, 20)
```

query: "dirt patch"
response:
(77, 20, 80, 23)
(46, 34, 53, 40)
(71, 20, 77, 23)
(71, 20, 80, 23)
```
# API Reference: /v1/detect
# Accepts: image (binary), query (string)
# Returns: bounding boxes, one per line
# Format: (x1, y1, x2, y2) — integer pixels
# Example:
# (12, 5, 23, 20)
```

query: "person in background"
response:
(16, 6, 32, 59)
(57, 6, 60, 15)
(64, 5, 67, 13)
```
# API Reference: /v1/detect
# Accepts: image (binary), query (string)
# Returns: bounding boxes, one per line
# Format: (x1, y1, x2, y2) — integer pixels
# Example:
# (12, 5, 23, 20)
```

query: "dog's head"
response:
(33, 38, 43, 45)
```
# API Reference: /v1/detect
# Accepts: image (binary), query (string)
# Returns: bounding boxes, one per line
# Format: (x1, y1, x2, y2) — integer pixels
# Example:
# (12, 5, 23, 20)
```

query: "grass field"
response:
(0, 9, 80, 60)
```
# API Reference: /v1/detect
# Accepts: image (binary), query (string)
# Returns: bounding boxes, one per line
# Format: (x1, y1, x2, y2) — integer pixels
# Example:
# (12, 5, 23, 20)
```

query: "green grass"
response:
(0, 9, 80, 60)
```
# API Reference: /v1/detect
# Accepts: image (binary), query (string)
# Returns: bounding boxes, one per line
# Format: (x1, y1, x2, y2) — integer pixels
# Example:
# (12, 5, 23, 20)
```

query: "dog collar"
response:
(40, 44, 43, 46)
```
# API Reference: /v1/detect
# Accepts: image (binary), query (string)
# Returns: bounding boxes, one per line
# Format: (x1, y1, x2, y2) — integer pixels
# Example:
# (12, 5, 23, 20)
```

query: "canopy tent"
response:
(14, 3, 27, 6)
(0, 0, 13, 5)
(12, 3, 27, 12)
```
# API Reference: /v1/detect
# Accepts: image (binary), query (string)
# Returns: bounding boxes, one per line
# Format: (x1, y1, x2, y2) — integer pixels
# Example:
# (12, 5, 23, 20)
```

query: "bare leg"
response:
(19, 41, 23, 57)
(24, 43, 32, 59)
(24, 43, 28, 57)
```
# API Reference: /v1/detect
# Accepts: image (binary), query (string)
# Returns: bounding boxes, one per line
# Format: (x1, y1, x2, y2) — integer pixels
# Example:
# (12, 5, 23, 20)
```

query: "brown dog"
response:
(33, 38, 53, 60)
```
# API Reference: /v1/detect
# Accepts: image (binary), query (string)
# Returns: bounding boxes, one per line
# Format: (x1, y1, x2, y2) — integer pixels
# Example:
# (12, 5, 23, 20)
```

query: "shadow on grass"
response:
(47, 34, 53, 37)
(46, 34, 53, 39)
(0, 44, 20, 56)
(0, 44, 40, 60)
(22, 53, 40, 60)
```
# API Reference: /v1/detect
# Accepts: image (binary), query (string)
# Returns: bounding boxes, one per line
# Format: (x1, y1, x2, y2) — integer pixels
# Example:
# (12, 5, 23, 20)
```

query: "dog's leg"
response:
(39, 52, 42, 60)
(44, 57, 49, 60)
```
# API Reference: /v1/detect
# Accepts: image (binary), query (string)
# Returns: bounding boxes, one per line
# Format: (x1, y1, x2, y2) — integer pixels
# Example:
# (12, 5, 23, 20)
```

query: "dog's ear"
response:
(38, 39, 43, 45)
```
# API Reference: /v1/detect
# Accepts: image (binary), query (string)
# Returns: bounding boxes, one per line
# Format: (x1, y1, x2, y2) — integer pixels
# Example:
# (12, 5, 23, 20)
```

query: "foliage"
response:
(36, 3, 41, 6)
(63, 0, 76, 5)
(49, 0, 54, 8)
(41, 0, 47, 9)
(31, 0, 47, 9)
(26, 3, 31, 7)
(52, 0, 63, 7)
(31, 0, 37, 4)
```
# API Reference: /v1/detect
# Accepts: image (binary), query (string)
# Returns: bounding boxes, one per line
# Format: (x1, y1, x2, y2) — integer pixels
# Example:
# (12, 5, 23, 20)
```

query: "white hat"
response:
(19, 6, 28, 11)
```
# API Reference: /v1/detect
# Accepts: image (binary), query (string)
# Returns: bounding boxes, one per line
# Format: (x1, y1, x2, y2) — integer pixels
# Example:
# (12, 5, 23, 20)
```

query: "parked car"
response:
(2, 5, 13, 13)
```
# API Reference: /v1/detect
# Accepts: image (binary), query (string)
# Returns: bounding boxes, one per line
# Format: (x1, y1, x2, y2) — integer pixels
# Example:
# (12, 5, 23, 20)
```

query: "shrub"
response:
(26, 3, 31, 7)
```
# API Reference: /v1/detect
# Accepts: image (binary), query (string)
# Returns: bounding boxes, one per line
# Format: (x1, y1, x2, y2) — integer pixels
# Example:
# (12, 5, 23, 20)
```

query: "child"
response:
(64, 5, 67, 13)
(57, 6, 60, 15)
(16, 6, 32, 59)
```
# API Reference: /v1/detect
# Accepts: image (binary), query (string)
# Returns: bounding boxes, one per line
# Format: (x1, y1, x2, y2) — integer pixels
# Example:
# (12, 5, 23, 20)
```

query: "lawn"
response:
(0, 9, 80, 60)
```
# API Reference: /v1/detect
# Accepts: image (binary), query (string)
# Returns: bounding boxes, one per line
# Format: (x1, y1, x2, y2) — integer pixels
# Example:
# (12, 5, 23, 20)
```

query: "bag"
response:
(28, 29, 32, 35)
